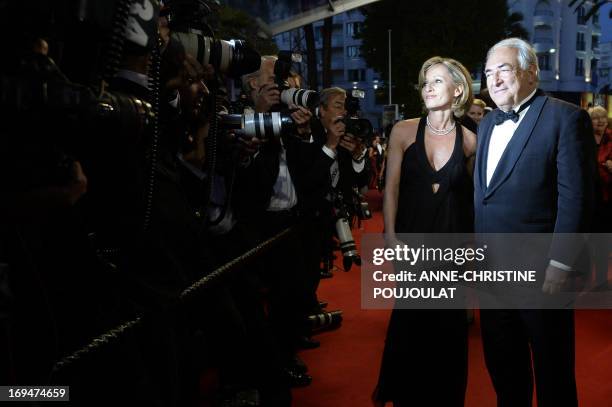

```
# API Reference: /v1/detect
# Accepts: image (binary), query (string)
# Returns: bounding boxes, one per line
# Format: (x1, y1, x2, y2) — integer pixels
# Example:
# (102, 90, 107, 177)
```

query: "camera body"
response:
(342, 89, 374, 144)
(342, 117, 374, 143)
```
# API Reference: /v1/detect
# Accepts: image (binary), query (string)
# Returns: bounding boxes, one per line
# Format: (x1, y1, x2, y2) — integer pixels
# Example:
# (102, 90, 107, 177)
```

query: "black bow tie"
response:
(493, 90, 541, 126)
(494, 109, 519, 125)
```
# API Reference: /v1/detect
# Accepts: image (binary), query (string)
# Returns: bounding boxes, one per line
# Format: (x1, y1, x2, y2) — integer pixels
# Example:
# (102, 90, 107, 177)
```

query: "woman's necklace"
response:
(426, 116, 456, 136)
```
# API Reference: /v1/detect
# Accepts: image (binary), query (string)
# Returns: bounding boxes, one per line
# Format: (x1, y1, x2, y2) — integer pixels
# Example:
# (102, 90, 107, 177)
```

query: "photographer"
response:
(308, 88, 370, 201)
(234, 54, 319, 390)
(304, 88, 370, 272)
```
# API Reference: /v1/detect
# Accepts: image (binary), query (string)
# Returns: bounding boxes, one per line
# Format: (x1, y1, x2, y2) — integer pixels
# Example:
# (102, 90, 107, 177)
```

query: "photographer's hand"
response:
(255, 83, 280, 113)
(237, 136, 262, 157)
(289, 105, 313, 138)
(340, 134, 366, 160)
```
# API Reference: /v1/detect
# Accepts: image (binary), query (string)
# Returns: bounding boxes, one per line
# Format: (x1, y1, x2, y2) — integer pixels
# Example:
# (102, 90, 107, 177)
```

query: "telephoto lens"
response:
(280, 88, 320, 110)
(307, 310, 343, 333)
(171, 32, 261, 77)
(242, 112, 295, 140)
(335, 217, 362, 270)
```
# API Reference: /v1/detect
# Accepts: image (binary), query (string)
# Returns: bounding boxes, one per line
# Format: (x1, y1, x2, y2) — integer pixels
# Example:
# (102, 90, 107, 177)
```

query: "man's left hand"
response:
(340, 134, 366, 160)
(542, 263, 568, 295)
(290, 105, 312, 137)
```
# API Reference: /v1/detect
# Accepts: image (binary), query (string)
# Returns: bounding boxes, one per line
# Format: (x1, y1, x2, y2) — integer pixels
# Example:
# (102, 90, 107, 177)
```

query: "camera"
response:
(0, 54, 154, 186)
(1, 54, 154, 144)
(332, 191, 361, 271)
(218, 111, 296, 141)
(274, 51, 319, 110)
(343, 117, 374, 143)
(165, 0, 261, 78)
(342, 89, 373, 143)
(348, 187, 372, 220)
(345, 89, 365, 115)
(356, 200, 372, 220)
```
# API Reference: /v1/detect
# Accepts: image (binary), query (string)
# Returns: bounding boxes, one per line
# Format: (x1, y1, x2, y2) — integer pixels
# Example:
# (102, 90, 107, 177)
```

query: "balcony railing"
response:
(533, 14, 554, 27)
(534, 37, 553, 45)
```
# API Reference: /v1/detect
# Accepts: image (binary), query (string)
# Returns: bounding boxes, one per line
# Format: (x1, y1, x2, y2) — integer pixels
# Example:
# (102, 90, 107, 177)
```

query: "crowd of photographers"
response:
(0, 1, 375, 406)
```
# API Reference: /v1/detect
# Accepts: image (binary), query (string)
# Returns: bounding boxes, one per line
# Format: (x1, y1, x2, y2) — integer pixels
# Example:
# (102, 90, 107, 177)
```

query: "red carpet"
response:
(293, 190, 612, 407)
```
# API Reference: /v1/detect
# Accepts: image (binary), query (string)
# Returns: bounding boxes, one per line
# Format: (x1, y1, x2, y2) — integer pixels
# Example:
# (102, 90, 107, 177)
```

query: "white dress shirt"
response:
(486, 89, 571, 272)
(267, 138, 299, 211)
(486, 88, 537, 187)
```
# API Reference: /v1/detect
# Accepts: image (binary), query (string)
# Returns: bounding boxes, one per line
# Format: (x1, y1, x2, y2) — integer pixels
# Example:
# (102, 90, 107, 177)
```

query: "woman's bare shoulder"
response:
(390, 118, 420, 150)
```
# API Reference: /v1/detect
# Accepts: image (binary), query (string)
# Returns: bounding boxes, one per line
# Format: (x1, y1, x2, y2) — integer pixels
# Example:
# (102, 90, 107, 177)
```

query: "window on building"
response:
(592, 35, 599, 49)
(346, 45, 360, 58)
(593, 13, 599, 25)
(534, 26, 553, 44)
(315, 26, 322, 42)
(576, 32, 585, 51)
(538, 53, 551, 71)
(591, 58, 598, 73)
(332, 23, 343, 36)
(346, 22, 363, 38)
(347, 69, 366, 82)
(333, 71, 344, 84)
(577, 6, 586, 25)
(575, 58, 584, 76)
(534, 0, 553, 16)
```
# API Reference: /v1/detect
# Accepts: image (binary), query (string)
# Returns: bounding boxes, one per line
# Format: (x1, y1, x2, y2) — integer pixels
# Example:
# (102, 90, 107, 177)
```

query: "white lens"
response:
(281, 88, 297, 106)
(219, 39, 232, 72)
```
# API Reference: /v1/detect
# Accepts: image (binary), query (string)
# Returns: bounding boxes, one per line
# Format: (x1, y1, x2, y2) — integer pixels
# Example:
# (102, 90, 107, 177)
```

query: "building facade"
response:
(272, 1, 611, 123)
(508, 0, 610, 110)
(273, 9, 385, 129)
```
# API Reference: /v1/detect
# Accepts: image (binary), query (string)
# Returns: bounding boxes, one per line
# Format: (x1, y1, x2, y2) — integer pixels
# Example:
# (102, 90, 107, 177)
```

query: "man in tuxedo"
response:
(474, 38, 594, 407)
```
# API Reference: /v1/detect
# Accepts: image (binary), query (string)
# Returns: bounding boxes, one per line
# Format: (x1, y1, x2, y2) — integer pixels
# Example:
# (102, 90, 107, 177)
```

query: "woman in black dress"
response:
(373, 57, 477, 407)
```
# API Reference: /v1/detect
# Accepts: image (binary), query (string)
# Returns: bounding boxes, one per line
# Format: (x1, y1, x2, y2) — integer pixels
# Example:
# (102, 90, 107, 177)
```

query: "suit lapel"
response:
(475, 117, 495, 195)
(484, 95, 547, 199)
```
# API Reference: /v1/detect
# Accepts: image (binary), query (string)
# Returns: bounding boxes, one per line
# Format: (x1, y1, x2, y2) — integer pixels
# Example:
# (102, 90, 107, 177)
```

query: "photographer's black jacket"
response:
(303, 119, 370, 215)
(234, 134, 315, 218)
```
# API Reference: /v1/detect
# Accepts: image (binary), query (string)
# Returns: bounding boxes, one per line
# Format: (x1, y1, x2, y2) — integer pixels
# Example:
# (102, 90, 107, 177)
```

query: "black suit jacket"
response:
(235, 133, 313, 218)
(302, 120, 370, 213)
(474, 91, 594, 265)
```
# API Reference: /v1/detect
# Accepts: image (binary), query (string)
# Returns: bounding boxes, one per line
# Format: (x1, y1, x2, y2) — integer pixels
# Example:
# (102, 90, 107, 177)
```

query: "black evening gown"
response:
(376, 117, 473, 406)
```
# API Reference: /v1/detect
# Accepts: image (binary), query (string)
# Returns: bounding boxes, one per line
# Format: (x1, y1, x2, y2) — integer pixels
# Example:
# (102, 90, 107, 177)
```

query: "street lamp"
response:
(388, 29, 392, 105)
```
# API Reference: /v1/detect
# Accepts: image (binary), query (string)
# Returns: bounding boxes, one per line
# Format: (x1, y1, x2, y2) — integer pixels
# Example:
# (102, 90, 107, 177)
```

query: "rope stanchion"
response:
(51, 317, 142, 374)
(180, 226, 294, 300)
(51, 226, 294, 374)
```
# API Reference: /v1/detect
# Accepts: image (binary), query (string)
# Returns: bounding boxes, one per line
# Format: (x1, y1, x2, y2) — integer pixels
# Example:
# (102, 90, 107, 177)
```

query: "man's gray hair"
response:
(488, 37, 539, 79)
(319, 87, 346, 108)
(241, 55, 277, 94)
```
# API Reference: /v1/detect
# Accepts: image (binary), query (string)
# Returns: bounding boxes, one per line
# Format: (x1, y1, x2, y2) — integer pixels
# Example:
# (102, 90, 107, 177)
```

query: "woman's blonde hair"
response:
(418, 56, 473, 117)
(472, 98, 487, 110)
